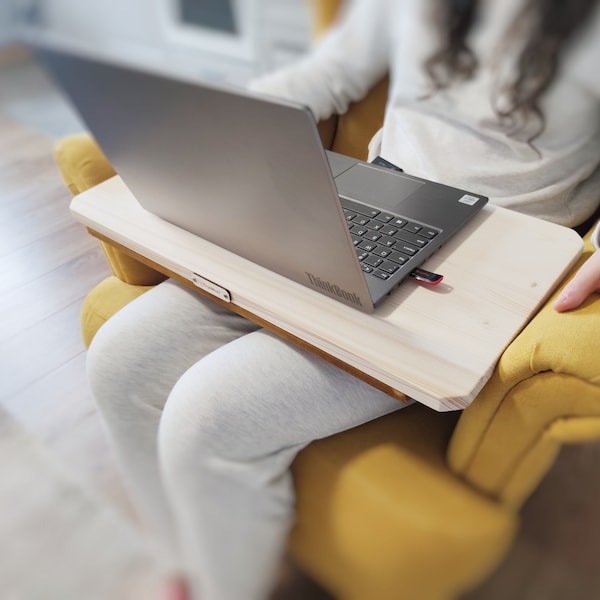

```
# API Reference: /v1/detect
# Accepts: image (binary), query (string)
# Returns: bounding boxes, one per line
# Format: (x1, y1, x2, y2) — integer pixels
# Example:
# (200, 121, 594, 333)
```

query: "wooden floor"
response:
(1, 51, 600, 600)
(0, 116, 125, 502)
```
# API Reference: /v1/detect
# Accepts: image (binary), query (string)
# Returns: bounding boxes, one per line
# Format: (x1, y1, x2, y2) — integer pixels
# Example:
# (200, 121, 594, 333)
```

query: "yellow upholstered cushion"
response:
(97, 241, 168, 286)
(54, 133, 116, 194)
(54, 133, 166, 286)
(290, 404, 517, 600)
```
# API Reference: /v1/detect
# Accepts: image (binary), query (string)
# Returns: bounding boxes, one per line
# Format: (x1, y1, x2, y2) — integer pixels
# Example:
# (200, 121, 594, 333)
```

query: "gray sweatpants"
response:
(87, 279, 406, 600)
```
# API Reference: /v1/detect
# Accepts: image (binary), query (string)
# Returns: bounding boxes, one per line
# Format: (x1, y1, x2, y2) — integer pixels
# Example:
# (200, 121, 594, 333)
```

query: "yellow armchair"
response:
(54, 2, 600, 598)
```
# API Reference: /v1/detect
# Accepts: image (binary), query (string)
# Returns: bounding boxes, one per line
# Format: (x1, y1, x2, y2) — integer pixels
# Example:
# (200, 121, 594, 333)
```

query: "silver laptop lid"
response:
(37, 44, 375, 311)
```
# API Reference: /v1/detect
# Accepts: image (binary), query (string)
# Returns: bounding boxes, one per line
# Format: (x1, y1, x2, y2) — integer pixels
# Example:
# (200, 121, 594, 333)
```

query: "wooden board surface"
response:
(71, 176, 583, 411)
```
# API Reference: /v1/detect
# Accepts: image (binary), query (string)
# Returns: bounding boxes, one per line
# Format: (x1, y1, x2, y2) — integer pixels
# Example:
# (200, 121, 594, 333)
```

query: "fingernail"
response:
(553, 291, 568, 309)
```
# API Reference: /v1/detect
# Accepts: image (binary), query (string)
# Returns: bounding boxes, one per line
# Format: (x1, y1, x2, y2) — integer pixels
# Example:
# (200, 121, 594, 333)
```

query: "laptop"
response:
(36, 44, 488, 313)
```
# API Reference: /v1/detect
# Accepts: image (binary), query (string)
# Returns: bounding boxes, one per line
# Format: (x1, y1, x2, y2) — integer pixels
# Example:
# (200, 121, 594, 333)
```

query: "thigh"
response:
(87, 279, 261, 413)
(161, 328, 407, 461)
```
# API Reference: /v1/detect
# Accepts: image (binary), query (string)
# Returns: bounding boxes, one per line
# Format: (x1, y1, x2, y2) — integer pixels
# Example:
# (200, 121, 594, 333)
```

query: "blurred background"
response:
(1, 0, 311, 84)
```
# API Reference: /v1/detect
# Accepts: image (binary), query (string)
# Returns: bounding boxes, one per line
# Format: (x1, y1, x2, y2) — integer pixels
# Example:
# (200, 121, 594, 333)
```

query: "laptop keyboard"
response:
(342, 198, 441, 282)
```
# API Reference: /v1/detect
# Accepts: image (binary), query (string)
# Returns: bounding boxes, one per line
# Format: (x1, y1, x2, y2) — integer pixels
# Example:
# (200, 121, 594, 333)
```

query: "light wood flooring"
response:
(0, 106, 124, 506)
(1, 49, 600, 600)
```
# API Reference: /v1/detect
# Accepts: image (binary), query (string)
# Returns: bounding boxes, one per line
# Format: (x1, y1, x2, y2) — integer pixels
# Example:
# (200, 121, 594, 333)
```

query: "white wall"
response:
(41, 0, 163, 47)
(32, 0, 310, 84)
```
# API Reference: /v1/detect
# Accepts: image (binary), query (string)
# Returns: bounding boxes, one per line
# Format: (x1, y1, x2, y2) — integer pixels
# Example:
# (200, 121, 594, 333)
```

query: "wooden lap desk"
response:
(70, 176, 583, 412)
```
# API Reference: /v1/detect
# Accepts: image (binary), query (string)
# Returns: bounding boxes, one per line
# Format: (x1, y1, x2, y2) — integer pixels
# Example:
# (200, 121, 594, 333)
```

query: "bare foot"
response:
(114, 566, 190, 600)
(161, 577, 190, 600)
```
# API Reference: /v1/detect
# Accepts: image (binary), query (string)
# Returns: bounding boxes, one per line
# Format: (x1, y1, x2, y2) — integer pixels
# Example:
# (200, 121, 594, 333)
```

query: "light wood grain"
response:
(0, 247, 108, 339)
(0, 115, 115, 504)
(71, 175, 582, 411)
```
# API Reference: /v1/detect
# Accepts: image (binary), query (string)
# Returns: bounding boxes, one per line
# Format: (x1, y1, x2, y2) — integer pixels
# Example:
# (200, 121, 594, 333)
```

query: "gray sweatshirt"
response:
(250, 0, 600, 227)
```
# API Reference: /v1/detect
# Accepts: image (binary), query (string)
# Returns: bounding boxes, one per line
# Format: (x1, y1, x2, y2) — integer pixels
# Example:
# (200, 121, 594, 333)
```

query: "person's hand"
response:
(554, 249, 600, 312)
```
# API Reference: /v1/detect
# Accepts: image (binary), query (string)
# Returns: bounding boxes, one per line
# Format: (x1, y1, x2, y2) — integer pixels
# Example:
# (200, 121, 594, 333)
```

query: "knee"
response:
(157, 331, 312, 483)
(158, 371, 298, 498)
(157, 356, 279, 472)
(158, 366, 242, 459)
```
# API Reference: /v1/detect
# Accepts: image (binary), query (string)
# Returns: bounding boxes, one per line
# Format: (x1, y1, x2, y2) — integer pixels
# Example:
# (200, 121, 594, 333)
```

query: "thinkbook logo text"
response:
(305, 273, 363, 307)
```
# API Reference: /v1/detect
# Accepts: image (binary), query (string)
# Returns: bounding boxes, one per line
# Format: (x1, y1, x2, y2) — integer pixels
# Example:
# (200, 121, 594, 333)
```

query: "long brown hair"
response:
(424, 0, 596, 138)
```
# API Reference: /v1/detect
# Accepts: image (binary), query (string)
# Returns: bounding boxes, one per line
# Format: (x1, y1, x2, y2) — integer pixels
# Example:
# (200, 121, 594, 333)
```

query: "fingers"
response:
(554, 250, 600, 312)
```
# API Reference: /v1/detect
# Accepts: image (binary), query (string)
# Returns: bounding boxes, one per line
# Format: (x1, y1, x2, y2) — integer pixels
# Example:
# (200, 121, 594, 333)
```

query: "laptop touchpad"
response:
(335, 163, 423, 212)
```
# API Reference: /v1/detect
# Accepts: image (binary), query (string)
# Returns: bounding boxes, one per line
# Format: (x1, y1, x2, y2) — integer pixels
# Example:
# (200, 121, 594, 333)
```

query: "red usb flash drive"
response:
(410, 267, 444, 285)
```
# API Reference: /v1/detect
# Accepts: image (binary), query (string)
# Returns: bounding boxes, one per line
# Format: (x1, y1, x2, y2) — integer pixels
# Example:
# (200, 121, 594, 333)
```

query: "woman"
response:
(87, 1, 600, 598)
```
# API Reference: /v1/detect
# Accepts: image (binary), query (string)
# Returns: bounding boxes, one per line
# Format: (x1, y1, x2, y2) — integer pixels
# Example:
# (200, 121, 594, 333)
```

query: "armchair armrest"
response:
(54, 132, 116, 194)
(448, 232, 600, 509)
(54, 133, 166, 286)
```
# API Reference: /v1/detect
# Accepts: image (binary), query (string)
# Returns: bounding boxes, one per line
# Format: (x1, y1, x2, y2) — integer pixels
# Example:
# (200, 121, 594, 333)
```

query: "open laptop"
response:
(37, 44, 488, 313)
